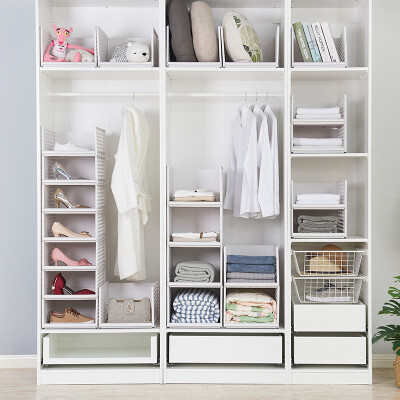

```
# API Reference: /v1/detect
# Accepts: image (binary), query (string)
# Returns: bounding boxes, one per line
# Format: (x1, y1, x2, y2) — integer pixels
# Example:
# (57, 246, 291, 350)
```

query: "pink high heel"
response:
(51, 248, 92, 266)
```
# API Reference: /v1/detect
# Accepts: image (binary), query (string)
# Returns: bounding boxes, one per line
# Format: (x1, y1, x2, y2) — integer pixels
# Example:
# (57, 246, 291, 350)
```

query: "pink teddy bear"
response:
(43, 24, 94, 62)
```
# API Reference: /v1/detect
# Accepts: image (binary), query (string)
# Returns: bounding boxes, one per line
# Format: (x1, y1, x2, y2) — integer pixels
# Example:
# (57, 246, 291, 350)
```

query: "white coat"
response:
(111, 105, 152, 281)
(225, 104, 259, 218)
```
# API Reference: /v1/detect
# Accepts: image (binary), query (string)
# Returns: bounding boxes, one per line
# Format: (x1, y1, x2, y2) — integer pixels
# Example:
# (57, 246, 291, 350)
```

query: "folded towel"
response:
(293, 138, 343, 147)
(226, 303, 265, 313)
(227, 263, 276, 274)
(226, 289, 276, 308)
(227, 272, 276, 280)
(226, 314, 275, 323)
(226, 255, 276, 265)
(227, 279, 276, 283)
(174, 189, 215, 198)
(298, 226, 338, 233)
(172, 237, 218, 242)
(297, 106, 340, 115)
(174, 261, 215, 283)
(172, 231, 219, 242)
(295, 114, 342, 120)
(297, 194, 341, 201)
(297, 215, 338, 225)
(171, 288, 220, 323)
(296, 200, 340, 205)
(174, 196, 216, 202)
(226, 305, 273, 318)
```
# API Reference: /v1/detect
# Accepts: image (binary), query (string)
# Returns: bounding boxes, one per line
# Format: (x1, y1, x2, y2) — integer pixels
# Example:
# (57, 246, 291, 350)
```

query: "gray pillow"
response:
(167, 0, 197, 62)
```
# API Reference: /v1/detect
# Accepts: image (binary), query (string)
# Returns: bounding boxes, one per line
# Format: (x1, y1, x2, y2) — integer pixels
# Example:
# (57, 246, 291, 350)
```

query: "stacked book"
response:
(293, 22, 340, 63)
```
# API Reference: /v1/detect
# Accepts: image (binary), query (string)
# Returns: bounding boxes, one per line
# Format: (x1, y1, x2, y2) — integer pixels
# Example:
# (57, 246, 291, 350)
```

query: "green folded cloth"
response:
(235, 314, 275, 323)
(226, 303, 263, 312)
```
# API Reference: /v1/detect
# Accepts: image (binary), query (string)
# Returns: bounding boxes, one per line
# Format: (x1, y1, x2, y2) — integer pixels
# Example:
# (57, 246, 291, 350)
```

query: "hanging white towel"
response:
(225, 104, 259, 218)
(111, 104, 152, 281)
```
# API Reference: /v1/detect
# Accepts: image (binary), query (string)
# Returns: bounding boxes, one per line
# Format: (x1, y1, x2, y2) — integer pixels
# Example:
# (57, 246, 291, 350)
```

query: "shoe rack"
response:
(41, 127, 106, 329)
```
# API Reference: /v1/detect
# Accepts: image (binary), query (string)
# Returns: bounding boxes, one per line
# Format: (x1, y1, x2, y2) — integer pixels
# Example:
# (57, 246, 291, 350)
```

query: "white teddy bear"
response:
(110, 41, 150, 63)
(66, 49, 95, 63)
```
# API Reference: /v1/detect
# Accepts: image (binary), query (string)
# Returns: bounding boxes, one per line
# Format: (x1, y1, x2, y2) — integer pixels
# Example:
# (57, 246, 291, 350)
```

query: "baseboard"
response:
(373, 354, 395, 368)
(0, 355, 37, 368)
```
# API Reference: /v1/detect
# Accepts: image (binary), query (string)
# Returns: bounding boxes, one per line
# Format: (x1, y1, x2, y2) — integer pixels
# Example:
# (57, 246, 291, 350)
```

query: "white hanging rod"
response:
(51, 92, 284, 98)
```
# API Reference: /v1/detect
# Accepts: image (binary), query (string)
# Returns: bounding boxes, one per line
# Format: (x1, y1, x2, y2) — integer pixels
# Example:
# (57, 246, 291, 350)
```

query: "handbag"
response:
(107, 297, 151, 323)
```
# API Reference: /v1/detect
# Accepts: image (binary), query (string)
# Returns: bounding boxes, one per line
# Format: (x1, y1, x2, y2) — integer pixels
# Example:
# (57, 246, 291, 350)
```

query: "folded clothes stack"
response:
(297, 215, 339, 233)
(296, 193, 341, 206)
(225, 289, 277, 323)
(296, 106, 342, 120)
(174, 189, 216, 202)
(293, 137, 343, 147)
(226, 254, 276, 283)
(171, 231, 219, 242)
(174, 261, 215, 282)
(171, 288, 220, 323)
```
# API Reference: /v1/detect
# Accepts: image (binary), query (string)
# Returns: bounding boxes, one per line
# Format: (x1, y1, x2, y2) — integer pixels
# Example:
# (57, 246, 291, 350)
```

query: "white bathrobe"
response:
(111, 105, 152, 281)
(225, 104, 259, 218)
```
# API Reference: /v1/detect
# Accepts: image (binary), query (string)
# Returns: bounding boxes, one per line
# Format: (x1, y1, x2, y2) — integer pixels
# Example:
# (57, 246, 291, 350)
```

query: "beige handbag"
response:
(107, 297, 151, 323)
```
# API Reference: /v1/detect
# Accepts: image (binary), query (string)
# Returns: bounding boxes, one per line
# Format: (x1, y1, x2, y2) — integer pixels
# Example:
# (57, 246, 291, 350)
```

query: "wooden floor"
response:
(0, 369, 398, 400)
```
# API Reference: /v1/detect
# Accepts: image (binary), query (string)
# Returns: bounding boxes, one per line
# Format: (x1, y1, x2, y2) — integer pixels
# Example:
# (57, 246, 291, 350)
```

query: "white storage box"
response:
(99, 282, 159, 328)
(292, 300, 366, 332)
(293, 334, 367, 365)
(96, 26, 158, 68)
(43, 333, 158, 365)
(292, 26, 347, 68)
(168, 334, 282, 364)
(166, 26, 222, 68)
(221, 26, 280, 69)
(40, 26, 97, 68)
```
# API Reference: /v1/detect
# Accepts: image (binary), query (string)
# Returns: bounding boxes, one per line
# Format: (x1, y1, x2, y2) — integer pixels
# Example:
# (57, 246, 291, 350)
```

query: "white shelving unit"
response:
(36, 0, 371, 386)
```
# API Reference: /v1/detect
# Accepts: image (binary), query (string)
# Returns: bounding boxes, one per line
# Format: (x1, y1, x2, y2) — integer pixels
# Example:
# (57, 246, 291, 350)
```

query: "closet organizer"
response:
(36, 0, 372, 385)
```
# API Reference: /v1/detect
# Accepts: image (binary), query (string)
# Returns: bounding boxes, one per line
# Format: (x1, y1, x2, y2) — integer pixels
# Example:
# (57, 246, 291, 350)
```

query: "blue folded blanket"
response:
(226, 263, 276, 273)
(227, 255, 276, 265)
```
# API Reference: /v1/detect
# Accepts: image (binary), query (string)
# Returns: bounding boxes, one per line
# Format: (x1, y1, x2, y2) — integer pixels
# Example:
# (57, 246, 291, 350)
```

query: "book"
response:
(302, 22, 322, 62)
(293, 22, 313, 63)
(321, 22, 340, 62)
(311, 22, 331, 63)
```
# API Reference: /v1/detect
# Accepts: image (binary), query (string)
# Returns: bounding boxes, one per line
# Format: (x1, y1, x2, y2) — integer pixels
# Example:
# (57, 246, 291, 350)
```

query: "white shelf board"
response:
(292, 119, 345, 127)
(43, 208, 97, 215)
(40, 67, 159, 81)
(292, 233, 347, 239)
(291, 0, 365, 8)
(43, 237, 96, 243)
(292, 204, 346, 210)
(168, 241, 222, 248)
(291, 67, 368, 81)
(43, 179, 97, 186)
(224, 322, 279, 329)
(48, 0, 159, 6)
(42, 151, 96, 158)
(168, 282, 222, 288)
(225, 282, 279, 289)
(291, 153, 368, 159)
(168, 201, 222, 208)
(167, 68, 284, 82)
(43, 266, 97, 272)
(168, 322, 221, 329)
(43, 294, 97, 301)
(167, 325, 286, 334)
(291, 234, 368, 243)
(42, 323, 97, 329)
(41, 327, 160, 334)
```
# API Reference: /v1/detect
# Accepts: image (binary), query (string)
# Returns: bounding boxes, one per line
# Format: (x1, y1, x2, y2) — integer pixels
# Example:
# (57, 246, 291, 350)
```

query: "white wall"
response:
(371, 0, 400, 355)
(0, 0, 37, 354)
(0, 0, 397, 355)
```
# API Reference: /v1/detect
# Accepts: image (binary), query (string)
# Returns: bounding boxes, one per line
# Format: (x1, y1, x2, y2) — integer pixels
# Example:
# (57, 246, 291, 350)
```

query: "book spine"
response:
(302, 22, 322, 62)
(293, 22, 313, 63)
(311, 22, 331, 63)
(321, 22, 340, 62)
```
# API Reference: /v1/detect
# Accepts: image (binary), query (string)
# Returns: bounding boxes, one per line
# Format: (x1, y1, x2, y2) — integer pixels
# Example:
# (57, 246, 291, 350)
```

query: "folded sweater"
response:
(226, 255, 276, 265)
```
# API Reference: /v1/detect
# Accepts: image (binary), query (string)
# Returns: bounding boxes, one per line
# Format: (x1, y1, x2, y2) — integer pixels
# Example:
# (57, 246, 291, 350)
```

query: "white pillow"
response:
(222, 11, 263, 63)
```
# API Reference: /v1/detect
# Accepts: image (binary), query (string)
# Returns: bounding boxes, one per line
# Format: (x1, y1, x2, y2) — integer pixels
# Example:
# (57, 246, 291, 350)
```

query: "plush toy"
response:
(43, 25, 95, 62)
(66, 49, 95, 63)
(110, 41, 150, 63)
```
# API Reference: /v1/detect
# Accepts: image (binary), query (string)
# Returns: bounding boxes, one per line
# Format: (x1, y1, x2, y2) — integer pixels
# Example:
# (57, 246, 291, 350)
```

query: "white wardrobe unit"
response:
(36, 0, 371, 385)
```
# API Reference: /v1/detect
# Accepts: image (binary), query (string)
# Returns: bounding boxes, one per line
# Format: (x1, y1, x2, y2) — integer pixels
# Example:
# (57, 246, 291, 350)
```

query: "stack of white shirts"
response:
(295, 106, 342, 120)
(225, 104, 279, 219)
(296, 193, 341, 206)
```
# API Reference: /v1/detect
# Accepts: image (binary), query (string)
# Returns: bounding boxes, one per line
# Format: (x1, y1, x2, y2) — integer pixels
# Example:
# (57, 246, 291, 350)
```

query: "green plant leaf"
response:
(388, 286, 400, 298)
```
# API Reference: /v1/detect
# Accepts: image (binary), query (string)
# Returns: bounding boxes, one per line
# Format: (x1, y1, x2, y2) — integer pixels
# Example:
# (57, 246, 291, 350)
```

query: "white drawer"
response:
(293, 301, 366, 332)
(169, 334, 282, 364)
(293, 335, 367, 365)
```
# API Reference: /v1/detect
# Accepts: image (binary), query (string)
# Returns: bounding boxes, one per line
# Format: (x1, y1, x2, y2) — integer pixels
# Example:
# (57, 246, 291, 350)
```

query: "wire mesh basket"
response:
(292, 250, 365, 276)
(293, 276, 364, 303)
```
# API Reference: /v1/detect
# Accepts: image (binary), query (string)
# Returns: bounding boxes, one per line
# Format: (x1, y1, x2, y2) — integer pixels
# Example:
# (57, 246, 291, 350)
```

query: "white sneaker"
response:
(54, 141, 89, 152)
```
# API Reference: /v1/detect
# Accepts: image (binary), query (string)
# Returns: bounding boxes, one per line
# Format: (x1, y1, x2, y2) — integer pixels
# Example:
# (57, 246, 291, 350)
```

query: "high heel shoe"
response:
(52, 221, 92, 238)
(53, 162, 85, 180)
(54, 188, 89, 209)
(52, 273, 95, 295)
(51, 248, 92, 266)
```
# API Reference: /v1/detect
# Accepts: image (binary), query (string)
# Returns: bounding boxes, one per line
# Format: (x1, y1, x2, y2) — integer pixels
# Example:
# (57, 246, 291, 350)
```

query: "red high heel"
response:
(51, 248, 92, 267)
(51, 273, 95, 296)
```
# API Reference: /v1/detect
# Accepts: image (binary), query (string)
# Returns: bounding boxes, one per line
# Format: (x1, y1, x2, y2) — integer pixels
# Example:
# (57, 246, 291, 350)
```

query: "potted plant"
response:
(373, 276, 400, 387)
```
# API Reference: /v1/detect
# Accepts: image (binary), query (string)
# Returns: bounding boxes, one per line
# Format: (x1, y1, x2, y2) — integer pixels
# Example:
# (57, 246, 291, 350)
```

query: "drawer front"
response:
(169, 334, 282, 364)
(293, 302, 366, 332)
(293, 335, 367, 365)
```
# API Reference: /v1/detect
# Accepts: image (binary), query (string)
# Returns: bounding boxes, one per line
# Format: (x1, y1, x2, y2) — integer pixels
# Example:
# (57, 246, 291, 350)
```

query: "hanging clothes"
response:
(111, 104, 152, 281)
(225, 104, 259, 218)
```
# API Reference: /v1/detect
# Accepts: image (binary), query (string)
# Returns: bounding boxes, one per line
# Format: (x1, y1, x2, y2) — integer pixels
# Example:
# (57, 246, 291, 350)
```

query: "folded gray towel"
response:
(298, 226, 338, 233)
(297, 215, 338, 225)
(227, 272, 276, 280)
(174, 261, 215, 283)
(227, 279, 276, 283)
